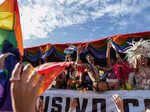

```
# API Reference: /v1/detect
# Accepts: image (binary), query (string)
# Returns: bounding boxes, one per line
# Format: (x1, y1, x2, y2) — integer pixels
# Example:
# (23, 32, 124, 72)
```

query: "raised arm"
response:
(76, 44, 86, 64)
(76, 45, 82, 64)
(106, 40, 112, 67)
(115, 50, 124, 64)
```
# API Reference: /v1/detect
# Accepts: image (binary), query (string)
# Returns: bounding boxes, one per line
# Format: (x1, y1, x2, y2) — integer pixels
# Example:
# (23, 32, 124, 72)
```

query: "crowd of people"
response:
(1, 39, 150, 112)
(51, 39, 150, 92)
(0, 53, 125, 112)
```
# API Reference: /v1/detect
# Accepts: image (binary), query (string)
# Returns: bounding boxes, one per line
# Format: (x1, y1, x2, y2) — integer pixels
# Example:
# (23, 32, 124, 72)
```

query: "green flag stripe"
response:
(0, 28, 17, 50)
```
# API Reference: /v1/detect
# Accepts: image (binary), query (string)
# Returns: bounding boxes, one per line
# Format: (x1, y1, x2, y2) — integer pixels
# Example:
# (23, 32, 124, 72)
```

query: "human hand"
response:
(77, 44, 83, 53)
(146, 105, 150, 112)
(0, 53, 13, 69)
(10, 63, 44, 112)
(69, 98, 78, 112)
(116, 51, 119, 58)
(36, 97, 44, 112)
(112, 94, 124, 112)
(107, 40, 112, 48)
(146, 109, 150, 112)
(77, 43, 88, 52)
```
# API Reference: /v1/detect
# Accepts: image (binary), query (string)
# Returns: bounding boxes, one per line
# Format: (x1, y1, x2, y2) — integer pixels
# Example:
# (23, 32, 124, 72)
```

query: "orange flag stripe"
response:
(0, 0, 15, 12)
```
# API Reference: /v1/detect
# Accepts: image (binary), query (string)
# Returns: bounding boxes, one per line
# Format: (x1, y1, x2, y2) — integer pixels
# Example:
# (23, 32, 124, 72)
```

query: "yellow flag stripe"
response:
(0, 12, 13, 30)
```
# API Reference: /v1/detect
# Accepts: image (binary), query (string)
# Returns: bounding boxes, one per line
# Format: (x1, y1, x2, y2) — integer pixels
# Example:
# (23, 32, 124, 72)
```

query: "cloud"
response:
(0, 0, 5, 5)
(18, 0, 150, 40)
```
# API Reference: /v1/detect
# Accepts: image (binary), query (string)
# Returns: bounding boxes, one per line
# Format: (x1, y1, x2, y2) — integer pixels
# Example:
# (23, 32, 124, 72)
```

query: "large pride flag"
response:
(0, 0, 23, 55)
(0, 0, 23, 110)
(35, 62, 71, 95)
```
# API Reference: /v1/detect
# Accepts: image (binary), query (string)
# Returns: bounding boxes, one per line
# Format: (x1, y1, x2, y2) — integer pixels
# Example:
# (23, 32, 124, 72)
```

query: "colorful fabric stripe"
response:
(0, 0, 23, 111)
(24, 31, 150, 63)
(14, 2, 23, 55)
(0, 29, 17, 50)
(0, 0, 23, 55)
(35, 62, 70, 95)
(0, 12, 13, 30)
(0, 0, 15, 12)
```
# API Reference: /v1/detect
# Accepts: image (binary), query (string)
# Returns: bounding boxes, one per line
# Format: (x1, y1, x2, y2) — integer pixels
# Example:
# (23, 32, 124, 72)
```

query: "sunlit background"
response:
(17, 0, 150, 48)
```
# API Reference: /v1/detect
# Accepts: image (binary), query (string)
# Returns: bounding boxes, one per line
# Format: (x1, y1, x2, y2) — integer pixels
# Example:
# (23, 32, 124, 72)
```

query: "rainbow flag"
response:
(35, 62, 71, 95)
(0, 0, 23, 55)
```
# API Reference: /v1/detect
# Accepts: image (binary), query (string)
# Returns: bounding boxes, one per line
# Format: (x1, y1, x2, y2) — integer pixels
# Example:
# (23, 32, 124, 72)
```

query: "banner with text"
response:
(41, 90, 150, 112)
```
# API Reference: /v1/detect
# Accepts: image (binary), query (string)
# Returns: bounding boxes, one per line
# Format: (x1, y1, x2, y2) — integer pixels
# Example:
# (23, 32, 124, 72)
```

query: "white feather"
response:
(125, 39, 150, 67)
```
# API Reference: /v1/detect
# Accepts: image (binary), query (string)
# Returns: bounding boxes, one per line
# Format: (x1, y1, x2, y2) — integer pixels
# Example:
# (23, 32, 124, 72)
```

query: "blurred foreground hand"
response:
(10, 63, 44, 112)
(112, 94, 124, 112)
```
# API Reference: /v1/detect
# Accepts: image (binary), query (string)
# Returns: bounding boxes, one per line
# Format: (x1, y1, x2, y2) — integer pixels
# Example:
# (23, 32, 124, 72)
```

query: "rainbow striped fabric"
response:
(24, 31, 150, 63)
(0, 0, 23, 55)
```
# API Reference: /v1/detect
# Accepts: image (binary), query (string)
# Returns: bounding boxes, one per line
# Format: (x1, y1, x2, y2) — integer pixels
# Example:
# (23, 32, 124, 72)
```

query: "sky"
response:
(16, 0, 150, 48)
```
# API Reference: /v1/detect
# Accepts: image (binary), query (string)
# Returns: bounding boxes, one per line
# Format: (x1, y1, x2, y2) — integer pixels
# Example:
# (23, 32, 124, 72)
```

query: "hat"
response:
(64, 45, 77, 54)
(2, 40, 20, 60)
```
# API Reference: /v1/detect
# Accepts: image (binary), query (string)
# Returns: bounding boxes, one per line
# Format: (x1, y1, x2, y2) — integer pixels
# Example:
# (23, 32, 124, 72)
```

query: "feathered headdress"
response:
(125, 39, 150, 67)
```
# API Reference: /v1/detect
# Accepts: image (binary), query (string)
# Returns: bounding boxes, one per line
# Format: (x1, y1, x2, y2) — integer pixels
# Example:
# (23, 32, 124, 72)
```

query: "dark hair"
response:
(2, 40, 20, 61)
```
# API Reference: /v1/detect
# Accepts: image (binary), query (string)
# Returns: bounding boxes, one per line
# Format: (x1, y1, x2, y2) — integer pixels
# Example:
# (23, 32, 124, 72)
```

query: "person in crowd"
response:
(64, 45, 77, 88)
(66, 64, 81, 90)
(71, 44, 98, 91)
(0, 40, 20, 111)
(74, 43, 120, 92)
(65, 45, 86, 90)
(65, 54, 73, 62)
(84, 53, 101, 91)
(64, 45, 77, 62)
(126, 39, 150, 90)
(105, 39, 132, 90)
(0, 53, 13, 103)
(10, 62, 44, 112)
(54, 72, 67, 89)
(83, 42, 119, 91)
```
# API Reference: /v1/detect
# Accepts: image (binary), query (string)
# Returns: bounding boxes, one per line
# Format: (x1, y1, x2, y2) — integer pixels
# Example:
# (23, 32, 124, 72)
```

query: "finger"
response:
(112, 96, 115, 103)
(113, 94, 119, 99)
(115, 96, 120, 105)
(116, 95, 121, 102)
(118, 96, 122, 101)
(112, 98, 117, 105)
(10, 63, 22, 82)
(35, 75, 44, 91)
(21, 64, 33, 82)
(112, 95, 118, 103)
(28, 71, 38, 86)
